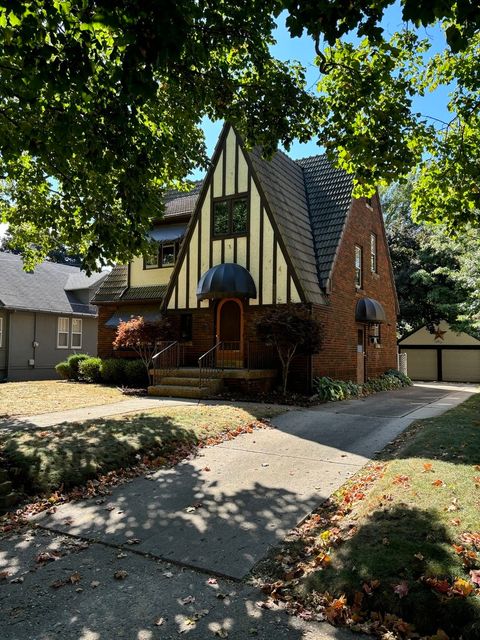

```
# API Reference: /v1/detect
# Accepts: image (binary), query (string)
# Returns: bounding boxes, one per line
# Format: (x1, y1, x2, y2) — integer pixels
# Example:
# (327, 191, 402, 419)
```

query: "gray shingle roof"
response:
(164, 182, 203, 219)
(0, 252, 100, 315)
(90, 265, 128, 303)
(296, 155, 353, 289)
(250, 148, 325, 305)
(64, 271, 108, 291)
(121, 286, 167, 301)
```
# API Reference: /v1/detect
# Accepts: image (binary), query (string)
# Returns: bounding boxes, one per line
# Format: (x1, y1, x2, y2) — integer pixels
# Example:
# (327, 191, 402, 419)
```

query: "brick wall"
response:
(311, 195, 398, 382)
(97, 305, 118, 359)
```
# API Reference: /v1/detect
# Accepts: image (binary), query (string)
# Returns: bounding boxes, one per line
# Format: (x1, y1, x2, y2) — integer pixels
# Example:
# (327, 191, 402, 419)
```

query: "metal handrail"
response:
(151, 341, 182, 384)
(198, 340, 222, 388)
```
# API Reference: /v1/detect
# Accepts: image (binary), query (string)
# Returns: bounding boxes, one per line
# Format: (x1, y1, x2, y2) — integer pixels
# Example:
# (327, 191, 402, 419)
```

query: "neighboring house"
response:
(398, 320, 480, 382)
(93, 123, 398, 395)
(0, 253, 107, 381)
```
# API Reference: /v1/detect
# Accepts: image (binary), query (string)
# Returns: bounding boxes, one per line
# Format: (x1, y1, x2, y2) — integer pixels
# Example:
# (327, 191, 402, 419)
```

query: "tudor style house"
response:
(93, 124, 398, 396)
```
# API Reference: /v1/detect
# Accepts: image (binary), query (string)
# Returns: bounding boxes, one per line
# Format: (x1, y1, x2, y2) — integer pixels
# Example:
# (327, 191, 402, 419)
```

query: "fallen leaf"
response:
(203, 467, 211, 472)
(432, 479, 444, 487)
(90, 581, 100, 588)
(393, 474, 410, 485)
(154, 617, 166, 626)
(114, 570, 128, 580)
(51, 579, 66, 589)
(35, 551, 61, 564)
(163, 571, 174, 578)
(431, 631, 449, 640)
(470, 570, 480, 586)
(180, 595, 195, 605)
(126, 538, 140, 545)
(0, 570, 10, 581)
(68, 571, 81, 584)
(207, 577, 218, 585)
(213, 628, 229, 638)
(423, 462, 433, 473)
(117, 552, 128, 559)
(393, 580, 409, 598)
(451, 518, 461, 526)
(452, 578, 473, 597)
(414, 552, 424, 561)
(10, 576, 24, 584)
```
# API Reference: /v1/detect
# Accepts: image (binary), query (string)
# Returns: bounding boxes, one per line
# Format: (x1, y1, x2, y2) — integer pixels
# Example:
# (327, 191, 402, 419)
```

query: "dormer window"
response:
(143, 242, 178, 269)
(213, 197, 248, 237)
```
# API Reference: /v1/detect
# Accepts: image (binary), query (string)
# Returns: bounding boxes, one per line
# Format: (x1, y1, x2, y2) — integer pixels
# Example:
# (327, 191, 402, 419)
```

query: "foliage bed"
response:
(55, 354, 148, 388)
(255, 394, 480, 639)
(313, 369, 412, 402)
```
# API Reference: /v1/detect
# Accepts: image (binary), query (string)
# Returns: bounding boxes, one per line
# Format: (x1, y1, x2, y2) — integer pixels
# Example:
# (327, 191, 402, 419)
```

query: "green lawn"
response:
(1, 403, 284, 495)
(256, 394, 480, 639)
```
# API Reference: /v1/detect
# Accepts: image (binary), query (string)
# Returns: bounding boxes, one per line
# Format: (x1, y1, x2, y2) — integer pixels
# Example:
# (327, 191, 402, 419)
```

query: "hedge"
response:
(55, 356, 148, 388)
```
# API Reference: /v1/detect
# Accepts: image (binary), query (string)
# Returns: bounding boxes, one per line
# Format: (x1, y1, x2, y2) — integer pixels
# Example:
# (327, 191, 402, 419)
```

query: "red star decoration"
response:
(434, 327, 447, 341)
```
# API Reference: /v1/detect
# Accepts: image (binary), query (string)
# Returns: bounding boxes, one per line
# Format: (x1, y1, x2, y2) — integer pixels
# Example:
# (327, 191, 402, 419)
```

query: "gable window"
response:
(71, 318, 83, 349)
(370, 233, 377, 273)
(213, 197, 248, 237)
(143, 242, 178, 269)
(355, 245, 363, 289)
(57, 317, 69, 348)
(0, 317, 3, 348)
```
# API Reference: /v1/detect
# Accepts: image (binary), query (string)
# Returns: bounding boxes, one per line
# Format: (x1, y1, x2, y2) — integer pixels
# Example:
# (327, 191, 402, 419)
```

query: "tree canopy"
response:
(0, 1, 479, 270)
(382, 179, 480, 337)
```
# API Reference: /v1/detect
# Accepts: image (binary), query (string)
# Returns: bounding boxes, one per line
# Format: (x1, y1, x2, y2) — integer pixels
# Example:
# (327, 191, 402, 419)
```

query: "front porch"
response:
(148, 364, 278, 399)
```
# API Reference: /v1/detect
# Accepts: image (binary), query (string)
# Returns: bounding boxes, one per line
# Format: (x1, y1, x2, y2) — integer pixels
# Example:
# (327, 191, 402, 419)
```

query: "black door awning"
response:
(355, 297, 387, 323)
(197, 263, 257, 301)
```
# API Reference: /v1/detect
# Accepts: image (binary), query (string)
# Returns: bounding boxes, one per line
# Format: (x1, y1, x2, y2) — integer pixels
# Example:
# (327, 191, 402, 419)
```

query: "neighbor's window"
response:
(370, 233, 377, 273)
(213, 197, 247, 236)
(71, 318, 83, 349)
(57, 317, 69, 348)
(355, 245, 363, 288)
(180, 314, 193, 342)
(144, 243, 159, 269)
(0, 317, 3, 348)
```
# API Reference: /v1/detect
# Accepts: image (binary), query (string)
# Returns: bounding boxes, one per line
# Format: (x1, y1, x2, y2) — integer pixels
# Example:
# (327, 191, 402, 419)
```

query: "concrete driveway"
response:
(34, 382, 476, 580)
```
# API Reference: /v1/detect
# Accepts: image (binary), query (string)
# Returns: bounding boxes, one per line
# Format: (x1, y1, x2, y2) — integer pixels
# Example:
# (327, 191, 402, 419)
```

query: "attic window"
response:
(143, 242, 178, 269)
(213, 197, 247, 237)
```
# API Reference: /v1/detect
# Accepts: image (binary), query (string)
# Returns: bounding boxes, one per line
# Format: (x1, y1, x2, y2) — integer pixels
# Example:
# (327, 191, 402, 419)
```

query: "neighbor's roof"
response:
(163, 182, 203, 219)
(0, 252, 105, 315)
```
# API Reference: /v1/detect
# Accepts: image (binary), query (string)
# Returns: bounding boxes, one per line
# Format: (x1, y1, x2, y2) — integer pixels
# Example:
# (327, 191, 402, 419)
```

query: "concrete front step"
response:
(157, 377, 206, 387)
(150, 367, 202, 379)
(148, 384, 215, 399)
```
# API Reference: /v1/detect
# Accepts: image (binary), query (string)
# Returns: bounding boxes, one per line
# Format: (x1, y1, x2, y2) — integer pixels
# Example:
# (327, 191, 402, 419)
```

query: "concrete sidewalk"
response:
(34, 383, 477, 580)
(0, 395, 199, 431)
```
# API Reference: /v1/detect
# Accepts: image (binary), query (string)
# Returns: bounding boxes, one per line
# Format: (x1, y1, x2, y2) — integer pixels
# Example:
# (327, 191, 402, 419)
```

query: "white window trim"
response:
(370, 233, 377, 273)
(57, 317, 69, 349)
(0, 316, 3, 348)
(71, 318, 83, 350)
(355, 245, 363, 289)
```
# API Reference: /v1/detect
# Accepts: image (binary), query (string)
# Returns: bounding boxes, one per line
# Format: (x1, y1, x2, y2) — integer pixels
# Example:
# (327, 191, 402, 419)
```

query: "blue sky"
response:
(195, 3, 452, 177)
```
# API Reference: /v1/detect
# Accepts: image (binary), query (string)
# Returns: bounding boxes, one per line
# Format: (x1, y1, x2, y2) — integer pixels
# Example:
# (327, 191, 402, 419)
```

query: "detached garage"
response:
(398, 321, 480, 383)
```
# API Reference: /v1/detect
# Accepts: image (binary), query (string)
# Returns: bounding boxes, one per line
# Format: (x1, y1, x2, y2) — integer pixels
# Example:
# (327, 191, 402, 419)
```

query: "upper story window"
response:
(143, 242, 178, 269)
(213, 197, 248, 237)
(355, 245, 363, 289)
(370, 233, 377, 273)
(57, 317, 69, 348)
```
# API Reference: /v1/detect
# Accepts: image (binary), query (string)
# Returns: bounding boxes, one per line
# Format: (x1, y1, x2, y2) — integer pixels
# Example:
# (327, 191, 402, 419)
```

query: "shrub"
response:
(385, 368, 413, 386)
(123, 359, 149, 388)
(314, 376, 361, 402)
(66, 353, 90, 381)
(101, 358, 126, 385)
(55, 361, 73, 380)
(78, 357, 103, 383)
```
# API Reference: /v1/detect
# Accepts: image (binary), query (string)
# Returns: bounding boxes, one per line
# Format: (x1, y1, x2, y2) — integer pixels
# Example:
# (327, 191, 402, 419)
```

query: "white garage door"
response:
(402, 348, 437, 381)
(442, 350, 480, 382)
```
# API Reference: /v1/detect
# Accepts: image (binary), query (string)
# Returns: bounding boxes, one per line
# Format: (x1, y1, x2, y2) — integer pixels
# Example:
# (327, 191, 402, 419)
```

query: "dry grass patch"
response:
(0, 381, 126, 418)
(1, 403, 285, 494)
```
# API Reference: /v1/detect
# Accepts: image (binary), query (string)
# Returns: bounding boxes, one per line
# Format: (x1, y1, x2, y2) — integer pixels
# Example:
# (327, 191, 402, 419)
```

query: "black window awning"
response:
(355, 297, 387, 323)
(105, 306, 162, 328)
(197, 263, 257, 301)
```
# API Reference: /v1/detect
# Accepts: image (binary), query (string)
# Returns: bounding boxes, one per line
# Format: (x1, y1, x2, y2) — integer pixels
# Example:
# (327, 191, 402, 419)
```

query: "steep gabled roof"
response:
(164, 182, 203, 219)
(296, 155, 353, 290)
(248, 147, 324, 305)
(0, 252, 102, 315)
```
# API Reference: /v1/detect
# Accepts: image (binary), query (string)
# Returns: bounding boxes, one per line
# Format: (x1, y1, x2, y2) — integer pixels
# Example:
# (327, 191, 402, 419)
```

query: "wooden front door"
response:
(357, 328, 365, 383)
(217, 298, 243, 367)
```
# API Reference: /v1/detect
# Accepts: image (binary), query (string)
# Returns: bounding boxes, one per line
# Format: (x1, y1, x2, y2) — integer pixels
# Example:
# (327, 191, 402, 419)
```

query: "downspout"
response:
(4, 310, 11, 380)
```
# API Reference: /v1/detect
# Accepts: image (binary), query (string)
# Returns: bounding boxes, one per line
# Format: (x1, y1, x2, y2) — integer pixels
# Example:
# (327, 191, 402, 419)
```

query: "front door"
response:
(217, 298, 243, 367)
(357, 328, 365, 383)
